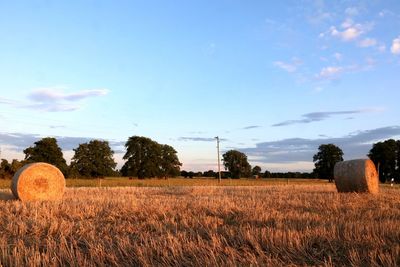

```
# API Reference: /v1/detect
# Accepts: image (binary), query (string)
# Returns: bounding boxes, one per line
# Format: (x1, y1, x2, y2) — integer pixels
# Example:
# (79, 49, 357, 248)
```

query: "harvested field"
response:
(0, 177, 330, 189)
(0, 184, 399, 266)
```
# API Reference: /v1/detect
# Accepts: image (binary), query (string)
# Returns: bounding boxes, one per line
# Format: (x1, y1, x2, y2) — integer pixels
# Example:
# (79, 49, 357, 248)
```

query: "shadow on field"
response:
(0, 190, 16, 201)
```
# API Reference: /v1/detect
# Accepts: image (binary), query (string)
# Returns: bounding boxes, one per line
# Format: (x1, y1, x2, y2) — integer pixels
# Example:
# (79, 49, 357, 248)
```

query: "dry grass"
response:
(0, 177, 329, 189)
(0, 184, 399, 266)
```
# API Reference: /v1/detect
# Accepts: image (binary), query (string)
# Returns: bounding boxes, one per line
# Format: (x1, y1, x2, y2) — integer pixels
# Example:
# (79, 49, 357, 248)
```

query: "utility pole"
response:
(215, 136, 221, 183)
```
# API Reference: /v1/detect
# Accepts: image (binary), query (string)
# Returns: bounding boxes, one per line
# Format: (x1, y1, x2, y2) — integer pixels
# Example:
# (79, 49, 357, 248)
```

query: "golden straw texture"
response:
(334, 159, 379, 194)
(11, 163, 65, 201)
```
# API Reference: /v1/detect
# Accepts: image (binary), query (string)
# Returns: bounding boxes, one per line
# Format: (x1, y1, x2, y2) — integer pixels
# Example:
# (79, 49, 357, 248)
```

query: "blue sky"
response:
(1, 0, 400, 172)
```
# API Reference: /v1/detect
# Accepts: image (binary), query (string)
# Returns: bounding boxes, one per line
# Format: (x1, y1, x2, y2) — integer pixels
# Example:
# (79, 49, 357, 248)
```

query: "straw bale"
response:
(11, 162, 65, 201)
(334, 159, 379, 194)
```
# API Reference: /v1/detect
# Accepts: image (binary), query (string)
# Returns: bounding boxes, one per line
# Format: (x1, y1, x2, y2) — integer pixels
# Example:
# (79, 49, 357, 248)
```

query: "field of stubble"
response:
(0, 184, 399, 266)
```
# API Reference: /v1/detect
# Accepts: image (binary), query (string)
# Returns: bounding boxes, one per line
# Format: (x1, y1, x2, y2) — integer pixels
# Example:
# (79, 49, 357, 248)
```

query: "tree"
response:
(203, 170, 216, 177)
(121, 136, 160, 178)
(24, 137, 68, 176)
(222, 150, 251, 178)
(252, 165, 262, 177)
(10, 159, 23, 175)
(263, 170, 271, 178)
(70, 140, 117, 178)
(159, 144, 182, 178)
(121, 136, 181, 179)
(313, 144, 344, 182)
(0, 159, 24, 179)
(0, 159, 11, 179)
(368, 139, 398, 183)
(396, 140, 400, 181)
(181, 170, 189, 178)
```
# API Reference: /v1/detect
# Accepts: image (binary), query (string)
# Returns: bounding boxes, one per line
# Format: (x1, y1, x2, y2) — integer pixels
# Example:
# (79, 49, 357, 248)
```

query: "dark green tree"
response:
(159, 144, 182, 178)
(203, 170, 216, 177)
(263, 170, 271, 178)
(0, 159, 11, 179)
(10, 159, 23, 175)
(0, 159, 24, 179)
(368, 139, 398, 183)
(121, 136, 181, 179)
(222, 150, 252, 178)
(70, 140, 117, 178)
(181, 170, 189, 178)
(313, 144, 344, 182)
(252, 165, 262, 177)
(23, 137, 68, 176)
(396, 140, 400, 181)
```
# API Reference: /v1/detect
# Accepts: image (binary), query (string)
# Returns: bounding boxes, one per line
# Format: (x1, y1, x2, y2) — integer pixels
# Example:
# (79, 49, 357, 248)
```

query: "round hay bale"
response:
(11, 163, 65, 201)
(334, 159, 379, 194)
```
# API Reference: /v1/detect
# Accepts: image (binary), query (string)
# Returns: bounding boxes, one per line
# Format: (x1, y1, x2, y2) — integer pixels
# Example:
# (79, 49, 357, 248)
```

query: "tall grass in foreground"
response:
(0, 185, 399, 266)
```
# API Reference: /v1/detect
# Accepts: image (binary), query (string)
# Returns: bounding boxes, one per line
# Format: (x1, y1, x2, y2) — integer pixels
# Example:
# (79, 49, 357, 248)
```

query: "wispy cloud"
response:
(0, 87, 110, 112)
(345, 7, 360, 17)
(178, 137, 228, 142)
(330, 25, 362, 41)
(321, 19, 373, 42)
(273, 58, 302, 73)
(0, 97, 16, 105)
(49, 125, 66, 129)
(242, 125, 262, 130)
(333, 53, 343, 61)
(272, 109, 378, 127)
(315, 60, 375, 80)
(391, 36, 400, 55)
(378, 9, 394, 18)
(358, 38, 377, 47)
(316, 66, 343, 79)
(0, 132, 124, 152)
(29, 88, 109, 102)
(240, 126, 400, 165)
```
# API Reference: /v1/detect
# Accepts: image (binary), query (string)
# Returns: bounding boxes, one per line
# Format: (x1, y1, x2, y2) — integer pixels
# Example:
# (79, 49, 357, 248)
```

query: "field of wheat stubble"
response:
(0, 184, 399, 266)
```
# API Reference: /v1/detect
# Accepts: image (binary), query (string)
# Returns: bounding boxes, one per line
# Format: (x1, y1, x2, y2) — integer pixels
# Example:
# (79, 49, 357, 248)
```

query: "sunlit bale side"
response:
(11, 162, 66, 201)
(334, 159, 379, 194)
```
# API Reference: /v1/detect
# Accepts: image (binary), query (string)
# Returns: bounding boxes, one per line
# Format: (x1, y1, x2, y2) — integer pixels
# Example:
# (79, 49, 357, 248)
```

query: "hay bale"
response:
(334, 159, 379, 194)
(11, 163, 65, 201)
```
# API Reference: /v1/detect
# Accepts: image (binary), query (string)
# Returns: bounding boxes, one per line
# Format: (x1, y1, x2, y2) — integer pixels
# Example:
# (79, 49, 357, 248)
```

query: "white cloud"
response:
(307, 11, 333, 25)
(358, 38, 377, 47)
(272, 109, 375, 127)
(345, 7, 359, 17)
(330, 26, 362, 41)
(274, 62, 297, 72)
(391, 36, 400, 55)
(333, 53, 343, 61)
(29, 88, 109, 102)
(328, 20, 373, 42)
(317, 66, 343, 79)
(341, 18, 354, 28)
(378, 44, 386, 52)
(24, 88, 110, 112)
(378, 9, 394, 18)
(273, 58, 302, 73)
(0, 87, 110, 112)
(314, 87, 324, 93)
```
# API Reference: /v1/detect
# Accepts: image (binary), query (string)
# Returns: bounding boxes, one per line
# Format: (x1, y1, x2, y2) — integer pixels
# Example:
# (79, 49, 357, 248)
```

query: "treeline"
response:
(313, 139, 400, 183)
(180, 170, 315, 179)
(0, 159, 24, 179)
(0, 136, 181, 179)
(1, 135, 399, 182)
